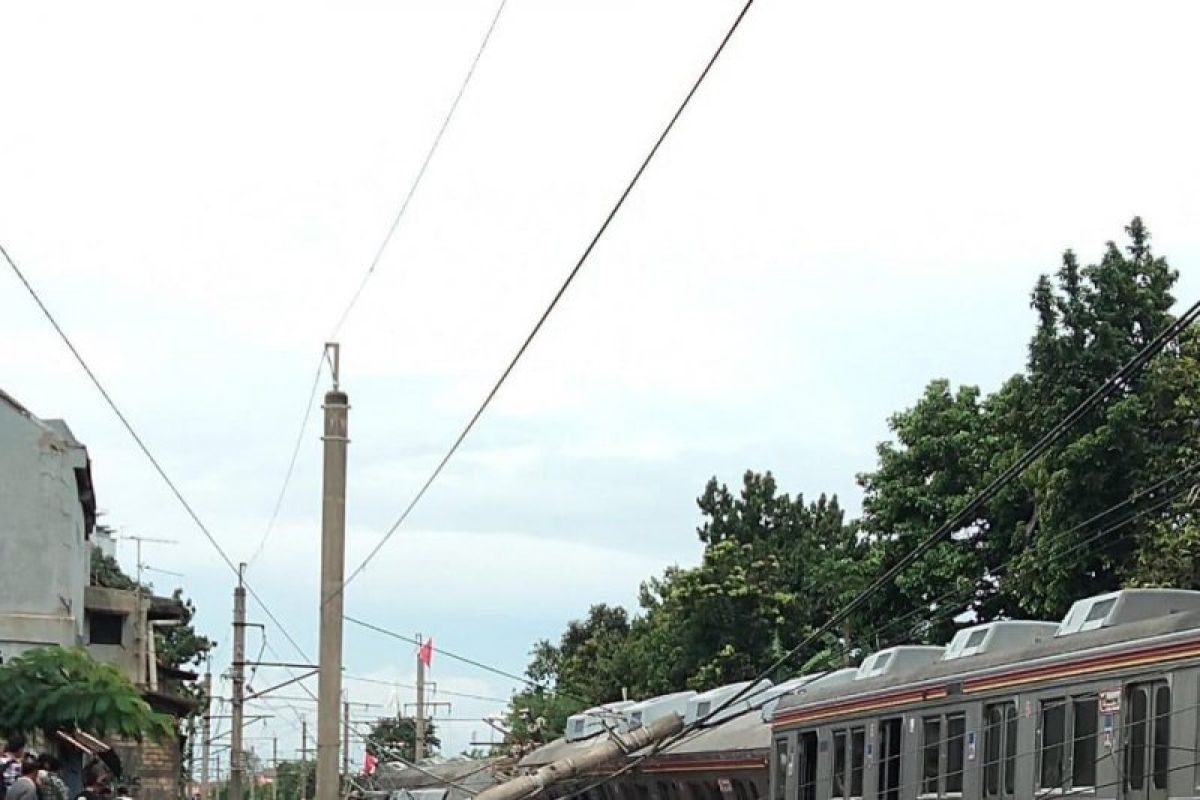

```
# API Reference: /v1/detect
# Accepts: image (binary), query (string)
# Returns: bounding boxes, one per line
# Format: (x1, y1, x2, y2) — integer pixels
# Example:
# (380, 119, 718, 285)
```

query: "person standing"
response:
(7, 758, 41, 800)
(36, 755, 69, 800)
(1, 736, 27, 793)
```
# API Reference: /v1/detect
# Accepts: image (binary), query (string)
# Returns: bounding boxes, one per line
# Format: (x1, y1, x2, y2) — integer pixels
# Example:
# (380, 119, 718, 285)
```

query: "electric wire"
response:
(328, 0, 510, 340)
(246, 0, 509, 569)
(334, 0, 761, 598)
(246, 358, 324, 566)
(344, 615, 616, 714)
(855, 462, 1200, 653)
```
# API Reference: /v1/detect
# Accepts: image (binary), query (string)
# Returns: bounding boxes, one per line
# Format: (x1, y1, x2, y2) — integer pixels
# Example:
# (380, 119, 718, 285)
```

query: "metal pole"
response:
(316, 343, 348, 800)
(230, 564, 247, 800)
(272, 738, 278, 800)
(201, 669, 213, 800)
(342, 699, 350, 786)
(414, 642, 426, 762)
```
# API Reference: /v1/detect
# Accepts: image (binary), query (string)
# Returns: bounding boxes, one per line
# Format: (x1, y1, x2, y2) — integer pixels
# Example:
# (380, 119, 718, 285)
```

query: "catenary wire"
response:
(2, 239, 328, 691)
(333, 0, 762, 598)
(246, 358, 324, 566)
(344, 615, 614, 713)
(327, 0, 510, 341)
(247, 0, 509, 568)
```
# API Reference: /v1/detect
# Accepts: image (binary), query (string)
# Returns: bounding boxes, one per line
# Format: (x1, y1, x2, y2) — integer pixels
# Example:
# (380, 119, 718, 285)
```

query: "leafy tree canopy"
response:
(364, 716, 440, 763)
(0, 647, 173, 740)
(506, 218, 1200, 744)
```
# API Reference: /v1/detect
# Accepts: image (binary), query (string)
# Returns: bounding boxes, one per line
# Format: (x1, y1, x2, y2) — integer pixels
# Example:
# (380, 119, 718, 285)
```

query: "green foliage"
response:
(156, 590, 216, 671)
(364, 716, 440, 762)
(0, 646, 174, 740)
(272, 761, 314, 800)
(91, 543, 137, 591)
(506, 218, 1200, 745)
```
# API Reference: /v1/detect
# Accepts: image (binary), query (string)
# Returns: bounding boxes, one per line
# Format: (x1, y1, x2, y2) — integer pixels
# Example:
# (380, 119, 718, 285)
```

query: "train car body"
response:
(518, 589, 1200, 800)
(771, 590, 1200, 800)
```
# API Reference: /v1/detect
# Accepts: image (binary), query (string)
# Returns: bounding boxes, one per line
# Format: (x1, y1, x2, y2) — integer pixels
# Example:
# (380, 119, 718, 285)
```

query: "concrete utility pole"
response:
(230, 564, 248, 800)
(300, 718, 310, 800)
(472, 713, 684, 800)
(201, 668, 213, 800)
(316, 343, 349, 800)
(414, 639, 428, 762)
(342, 699, 351, 784)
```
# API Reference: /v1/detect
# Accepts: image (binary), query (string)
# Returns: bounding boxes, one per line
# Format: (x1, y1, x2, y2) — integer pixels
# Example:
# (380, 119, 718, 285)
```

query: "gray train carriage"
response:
(518, 681, 817, 800)
(770, 589, 1200, 800)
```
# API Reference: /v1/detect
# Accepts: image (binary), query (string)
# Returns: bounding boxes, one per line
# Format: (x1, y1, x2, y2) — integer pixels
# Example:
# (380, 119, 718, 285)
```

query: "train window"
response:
(921, 717, 941, 796)
(984, 705, 1003, 799)
(1004, 704, 1018, 795)
(1153, 685, 1171, 790)
(637, 784, 653, 800)
(1039, 695, 1098, 792)
(1128, 688, 1149, 792)
(798, 731, 818, 800)
(918, 712, 964, 798)
(878, 718, 902, 800)
(773, 738, 788, 800)
(945, 714, 966, 795)
(1039, 698, 1067, 789)
(833, 730, 848, 799)
(1072, 697, 1099, 788)
(850, 727, 865, 799)
(734, 781, 751, 800)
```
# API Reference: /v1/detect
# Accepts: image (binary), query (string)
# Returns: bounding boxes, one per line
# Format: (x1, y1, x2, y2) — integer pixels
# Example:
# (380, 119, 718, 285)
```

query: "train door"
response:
(878, 718, 902, 800)
(1123, 681, 1170, 800)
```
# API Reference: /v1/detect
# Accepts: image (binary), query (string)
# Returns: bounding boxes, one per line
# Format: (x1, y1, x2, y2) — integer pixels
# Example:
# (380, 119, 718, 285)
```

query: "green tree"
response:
(364, 717, 440, 762)
(273, 761, 314, 800)
(0, 646, 173, 739)
(857, 217, 1200, 629)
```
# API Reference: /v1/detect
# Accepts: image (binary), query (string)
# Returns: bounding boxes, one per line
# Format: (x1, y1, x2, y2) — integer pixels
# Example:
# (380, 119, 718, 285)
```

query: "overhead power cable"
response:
(344, 615, 607, 713)
(2, 240, 319, 712)
(336, 0, 760, 598)
(860, 465, 1200, 655)
(247, 0, 510, 568)
(541, 295, 1200, 800)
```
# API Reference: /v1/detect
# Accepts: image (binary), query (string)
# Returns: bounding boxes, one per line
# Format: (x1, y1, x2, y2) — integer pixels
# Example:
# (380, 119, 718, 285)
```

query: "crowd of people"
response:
(0, 737, 127, 800)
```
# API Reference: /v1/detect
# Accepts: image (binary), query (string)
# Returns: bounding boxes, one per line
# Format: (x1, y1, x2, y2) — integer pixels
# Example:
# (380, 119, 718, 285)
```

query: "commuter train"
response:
(518, 588, 1200, 800)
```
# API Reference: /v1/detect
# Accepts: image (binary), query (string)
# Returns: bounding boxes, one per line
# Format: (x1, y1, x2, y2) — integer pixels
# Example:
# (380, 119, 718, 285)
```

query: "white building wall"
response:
(0, 395, 90, 662)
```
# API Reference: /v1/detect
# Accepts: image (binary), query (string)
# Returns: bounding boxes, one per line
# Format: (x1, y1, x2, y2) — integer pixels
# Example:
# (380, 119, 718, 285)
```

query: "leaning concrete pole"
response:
(316, 343, 349, 800)
(473, 714, 684, 800)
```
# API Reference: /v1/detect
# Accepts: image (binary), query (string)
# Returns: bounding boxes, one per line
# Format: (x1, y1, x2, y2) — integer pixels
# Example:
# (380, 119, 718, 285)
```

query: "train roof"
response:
(774, 589, 1200, 722)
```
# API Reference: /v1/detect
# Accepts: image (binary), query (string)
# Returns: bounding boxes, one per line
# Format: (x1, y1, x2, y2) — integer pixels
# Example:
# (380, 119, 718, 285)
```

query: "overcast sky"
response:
(3, 0, 1200, 763)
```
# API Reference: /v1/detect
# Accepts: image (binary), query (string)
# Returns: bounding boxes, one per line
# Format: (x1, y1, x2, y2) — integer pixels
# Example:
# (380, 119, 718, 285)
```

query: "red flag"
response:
(364, 753, 378, 776)
(419, 638, 434, 667)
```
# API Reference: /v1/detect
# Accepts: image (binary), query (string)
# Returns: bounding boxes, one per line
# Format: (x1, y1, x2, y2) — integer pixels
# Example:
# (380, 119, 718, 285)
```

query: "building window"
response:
(1038, 696, 1098, 792)
(88, 611, 124, 645)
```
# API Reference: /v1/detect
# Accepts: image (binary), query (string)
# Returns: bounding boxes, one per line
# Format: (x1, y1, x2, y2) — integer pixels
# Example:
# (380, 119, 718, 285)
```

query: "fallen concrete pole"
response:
(476, 713, 684, 800)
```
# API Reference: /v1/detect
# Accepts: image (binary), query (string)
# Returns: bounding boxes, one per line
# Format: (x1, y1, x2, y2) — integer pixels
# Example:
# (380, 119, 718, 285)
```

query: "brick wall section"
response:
(111, 737, 182, 800)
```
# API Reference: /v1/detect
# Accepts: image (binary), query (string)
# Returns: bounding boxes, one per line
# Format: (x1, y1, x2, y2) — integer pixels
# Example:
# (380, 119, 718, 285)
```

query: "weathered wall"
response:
(0, 396, 90, 661)
(111, 735, 183, 800)
(84, 585, 141, 677)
